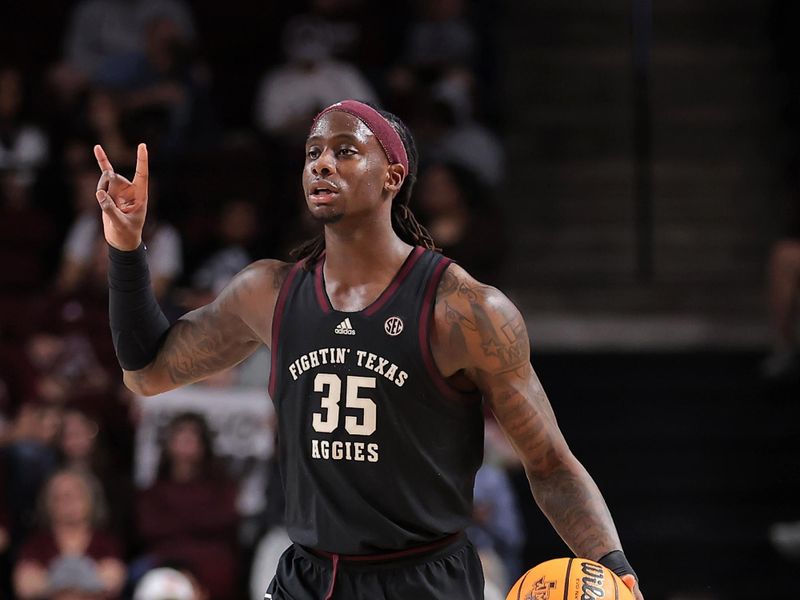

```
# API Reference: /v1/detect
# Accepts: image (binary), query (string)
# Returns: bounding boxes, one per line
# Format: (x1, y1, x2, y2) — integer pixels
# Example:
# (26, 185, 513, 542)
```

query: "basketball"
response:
(506, 557, 634, 600)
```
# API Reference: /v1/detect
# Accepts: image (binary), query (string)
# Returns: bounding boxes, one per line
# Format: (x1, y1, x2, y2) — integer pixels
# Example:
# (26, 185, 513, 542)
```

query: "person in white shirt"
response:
(57, 167, 182, 300)
(254, 17, 377, 142)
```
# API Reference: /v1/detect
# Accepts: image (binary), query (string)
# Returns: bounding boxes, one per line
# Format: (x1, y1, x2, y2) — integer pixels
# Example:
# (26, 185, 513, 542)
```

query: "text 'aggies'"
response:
(288, 347, 409, 387)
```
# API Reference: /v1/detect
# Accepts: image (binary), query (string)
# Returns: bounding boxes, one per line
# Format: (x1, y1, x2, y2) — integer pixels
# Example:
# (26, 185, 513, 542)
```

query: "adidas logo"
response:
(334, 317, 356, 335)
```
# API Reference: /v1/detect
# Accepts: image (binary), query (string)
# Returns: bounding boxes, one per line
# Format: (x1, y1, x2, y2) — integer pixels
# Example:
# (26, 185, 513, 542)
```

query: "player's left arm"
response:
(432, 264, 643, 599)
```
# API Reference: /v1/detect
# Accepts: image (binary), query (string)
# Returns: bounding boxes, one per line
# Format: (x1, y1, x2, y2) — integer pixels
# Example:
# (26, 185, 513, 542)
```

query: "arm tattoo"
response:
(436, 267, 528, 377)
(437, 268, 459, 300)
(436, 268, 623, 560)
(532, 463, 621, 559)
(158, 316, 254, 386)
(443, 301, 476, 355)
(443, 301, 477, 331)
(469, 299, 528, 376)
(435, 269, 482, 304)
(151, 264, 272, 386)
(492, 382, 621, 559)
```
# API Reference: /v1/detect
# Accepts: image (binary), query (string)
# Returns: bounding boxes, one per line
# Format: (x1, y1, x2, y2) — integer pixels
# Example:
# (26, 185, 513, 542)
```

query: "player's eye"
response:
(306, 147, 321, 160)
(336, 147, 357, 157)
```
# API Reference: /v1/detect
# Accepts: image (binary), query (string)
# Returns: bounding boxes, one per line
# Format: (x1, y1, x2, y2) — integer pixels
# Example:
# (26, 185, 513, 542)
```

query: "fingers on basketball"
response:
(621, 573, 637, 591)
(506, 557, 634, 600)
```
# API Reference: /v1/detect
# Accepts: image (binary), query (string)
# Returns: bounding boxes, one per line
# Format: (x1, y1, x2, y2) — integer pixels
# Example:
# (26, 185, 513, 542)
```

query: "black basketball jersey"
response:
(268, 247, 484, 554)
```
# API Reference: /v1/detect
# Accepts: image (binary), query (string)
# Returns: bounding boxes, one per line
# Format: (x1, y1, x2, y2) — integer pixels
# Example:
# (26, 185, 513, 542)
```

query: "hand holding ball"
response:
(506, 557, 634, 600)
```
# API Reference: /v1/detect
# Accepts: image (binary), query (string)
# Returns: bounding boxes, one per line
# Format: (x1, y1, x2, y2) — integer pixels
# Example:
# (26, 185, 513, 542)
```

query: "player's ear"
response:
(385, 163, 406, 194)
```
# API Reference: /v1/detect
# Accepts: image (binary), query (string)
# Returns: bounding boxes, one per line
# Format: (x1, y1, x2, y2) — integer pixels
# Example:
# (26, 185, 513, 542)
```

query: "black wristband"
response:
(598, 550, 637, 582)
(108, 243, 170, 371)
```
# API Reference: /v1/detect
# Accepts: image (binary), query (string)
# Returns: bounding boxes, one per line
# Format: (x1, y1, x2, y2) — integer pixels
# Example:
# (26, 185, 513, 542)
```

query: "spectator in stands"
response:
(280, 0, 393, 82)
(0, 342, 36, 421)
(94, 12, 216, 156)
(58, 408, 135, 547)
(762, 237, 800, 379)
(0, 66, 49, 188)
(387, 0, 477, 113)
(403, 0, 477, 75)
(134, 565, 209, 600)
(50, 0, 195, 104)
(414, 161, 506, 284)
(176, 198, 259, 313)
(136, 412, 239, 600)
(86, 90, 138, 168)
(253, 16, 377, 143)
(468, 462, 525, 591)
(25, 330, 111, 407)
(0, 166, 56, 296)
(253, 16, 379, 231)
(12, 468, 125, 600)
(763, 0, 800, 380)
(57, 409, 100, 473)
(1, 403, 61, 546)
(55, 159, 107, 295)
(0, 67, 54, 294)
(426, 81, 505, 188)
(247, 443, 287, 600)
(56, 175, 182, 301)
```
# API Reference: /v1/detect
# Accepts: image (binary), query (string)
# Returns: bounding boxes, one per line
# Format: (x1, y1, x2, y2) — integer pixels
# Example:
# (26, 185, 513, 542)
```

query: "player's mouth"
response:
(309, 181, 339, 204)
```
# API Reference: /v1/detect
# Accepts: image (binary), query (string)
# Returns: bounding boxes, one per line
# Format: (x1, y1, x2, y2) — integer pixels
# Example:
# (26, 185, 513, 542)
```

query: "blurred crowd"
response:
(764, 0, 800, 382)
(0, 1, 517, 599)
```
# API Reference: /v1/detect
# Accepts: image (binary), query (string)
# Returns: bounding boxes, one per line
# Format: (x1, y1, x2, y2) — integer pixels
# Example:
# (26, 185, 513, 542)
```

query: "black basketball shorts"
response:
(263, 533, 485, 600)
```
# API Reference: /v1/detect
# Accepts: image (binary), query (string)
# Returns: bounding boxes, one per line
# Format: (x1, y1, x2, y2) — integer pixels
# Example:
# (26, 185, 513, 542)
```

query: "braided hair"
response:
(291, 106, 436, 269)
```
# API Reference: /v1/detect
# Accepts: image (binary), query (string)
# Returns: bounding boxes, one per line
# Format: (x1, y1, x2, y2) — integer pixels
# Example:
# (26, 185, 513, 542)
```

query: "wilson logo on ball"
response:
(580, 561, 606, 599)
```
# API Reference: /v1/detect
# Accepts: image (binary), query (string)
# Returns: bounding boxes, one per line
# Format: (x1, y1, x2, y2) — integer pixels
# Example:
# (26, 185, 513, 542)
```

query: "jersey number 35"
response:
(312, 373, 377, 436)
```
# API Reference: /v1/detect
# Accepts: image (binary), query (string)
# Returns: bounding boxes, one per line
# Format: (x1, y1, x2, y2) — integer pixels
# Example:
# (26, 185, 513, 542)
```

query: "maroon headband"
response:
(311, 100, 409, 174)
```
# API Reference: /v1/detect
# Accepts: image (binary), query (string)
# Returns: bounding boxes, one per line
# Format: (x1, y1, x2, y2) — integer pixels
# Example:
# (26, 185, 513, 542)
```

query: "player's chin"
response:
(309, 205, 344, 225)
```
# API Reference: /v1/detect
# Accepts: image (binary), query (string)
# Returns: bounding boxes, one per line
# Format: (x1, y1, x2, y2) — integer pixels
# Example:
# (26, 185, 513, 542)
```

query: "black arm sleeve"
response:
(108, 243, 170, 371)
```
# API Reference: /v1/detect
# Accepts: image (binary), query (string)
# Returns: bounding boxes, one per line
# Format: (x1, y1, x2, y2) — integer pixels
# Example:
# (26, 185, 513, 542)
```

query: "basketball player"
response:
(94, 100, 644, 600)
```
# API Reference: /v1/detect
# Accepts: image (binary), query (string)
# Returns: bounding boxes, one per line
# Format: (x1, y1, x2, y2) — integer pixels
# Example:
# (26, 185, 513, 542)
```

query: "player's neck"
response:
(323, 219, 412, 285)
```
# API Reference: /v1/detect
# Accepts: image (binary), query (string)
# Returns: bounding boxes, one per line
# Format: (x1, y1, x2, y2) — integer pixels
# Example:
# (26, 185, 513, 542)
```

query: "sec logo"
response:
(384, 316, 404, 336)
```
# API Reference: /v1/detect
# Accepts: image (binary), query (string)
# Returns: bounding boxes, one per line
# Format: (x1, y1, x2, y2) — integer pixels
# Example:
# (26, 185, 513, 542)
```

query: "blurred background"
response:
(0, 0, 799, 599)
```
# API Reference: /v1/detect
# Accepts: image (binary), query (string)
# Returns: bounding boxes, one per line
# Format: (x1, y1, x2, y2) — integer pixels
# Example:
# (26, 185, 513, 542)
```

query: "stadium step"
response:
(498, 0, 777, 333)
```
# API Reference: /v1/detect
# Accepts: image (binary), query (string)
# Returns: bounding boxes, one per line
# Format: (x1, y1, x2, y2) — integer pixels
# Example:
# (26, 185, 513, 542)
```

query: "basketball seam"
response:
(562, 558, 573, 600)
(612, 570, 619, 600)
(516, 569, 531, 600)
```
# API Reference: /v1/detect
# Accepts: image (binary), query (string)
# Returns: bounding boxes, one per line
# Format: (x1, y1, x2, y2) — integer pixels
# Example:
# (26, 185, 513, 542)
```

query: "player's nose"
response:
(311, 148, 336, 177)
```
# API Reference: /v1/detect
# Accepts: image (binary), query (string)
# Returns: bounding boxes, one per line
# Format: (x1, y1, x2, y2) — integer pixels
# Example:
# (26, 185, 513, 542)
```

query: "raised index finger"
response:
(133, 143, 148, 185)
(93, 144, 114, 173)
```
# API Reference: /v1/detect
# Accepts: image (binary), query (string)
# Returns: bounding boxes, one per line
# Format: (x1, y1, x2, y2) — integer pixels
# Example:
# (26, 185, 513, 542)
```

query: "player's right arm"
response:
(122, 259, 287, 396)
(93, 143, 288, 396)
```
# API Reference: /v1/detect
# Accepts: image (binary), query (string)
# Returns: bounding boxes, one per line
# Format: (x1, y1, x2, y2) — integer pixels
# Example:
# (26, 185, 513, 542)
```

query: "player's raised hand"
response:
(94, 143, 149, 251)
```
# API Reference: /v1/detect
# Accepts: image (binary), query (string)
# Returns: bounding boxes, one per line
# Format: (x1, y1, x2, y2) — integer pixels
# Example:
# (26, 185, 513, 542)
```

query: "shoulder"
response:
(433, 262, 528, 376)
(435, 262, 519, 317)
(241, 258, 293, 282)
(221, 259, 293, 299)
(211, 259, 294, 342)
